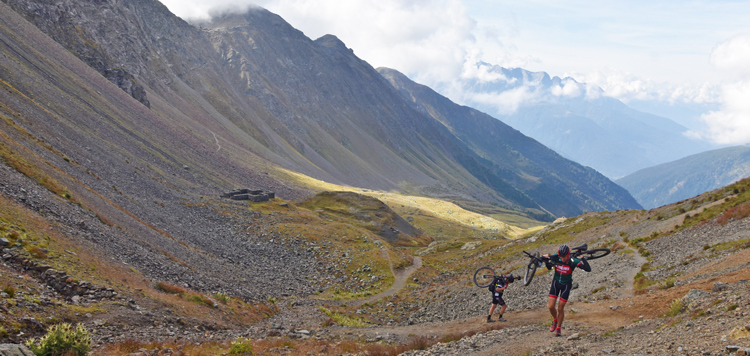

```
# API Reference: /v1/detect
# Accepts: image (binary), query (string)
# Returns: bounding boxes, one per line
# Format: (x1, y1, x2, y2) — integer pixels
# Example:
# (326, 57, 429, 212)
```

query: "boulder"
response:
(712, 281, 730, 292)
(681, 289, 711, 310)
(0, 344, 35, 356)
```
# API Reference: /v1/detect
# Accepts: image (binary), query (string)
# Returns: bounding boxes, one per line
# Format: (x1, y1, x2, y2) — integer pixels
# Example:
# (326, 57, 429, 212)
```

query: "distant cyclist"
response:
(543, 244, 591, 336)
(486, 274, 510, 322)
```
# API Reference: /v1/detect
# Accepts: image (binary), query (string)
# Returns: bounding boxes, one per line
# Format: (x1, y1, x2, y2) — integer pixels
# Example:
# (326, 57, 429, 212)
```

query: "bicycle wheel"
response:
(523, 252, 539, 286)
(580, 248, 610, 260)
(473, 266, 496, 287)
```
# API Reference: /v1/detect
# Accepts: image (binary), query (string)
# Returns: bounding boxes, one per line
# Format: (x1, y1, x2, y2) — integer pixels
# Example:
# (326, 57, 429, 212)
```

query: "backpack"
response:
(488, 276, 503, 292)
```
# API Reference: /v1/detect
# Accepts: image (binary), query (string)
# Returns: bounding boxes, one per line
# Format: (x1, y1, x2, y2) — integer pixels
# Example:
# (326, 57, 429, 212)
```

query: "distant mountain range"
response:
(443, 63, 718, 179)
(616, 145, 750, 209)
(379, 68, 638, 218)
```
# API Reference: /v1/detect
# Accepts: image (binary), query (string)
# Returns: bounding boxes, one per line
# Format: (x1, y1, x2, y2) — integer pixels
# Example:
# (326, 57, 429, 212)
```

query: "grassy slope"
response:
(280, 169, 537, 241)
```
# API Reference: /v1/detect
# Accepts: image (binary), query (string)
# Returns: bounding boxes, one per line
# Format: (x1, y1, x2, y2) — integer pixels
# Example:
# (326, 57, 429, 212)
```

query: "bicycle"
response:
(521, 243, 610, 286)
(473, 267, 521, 288)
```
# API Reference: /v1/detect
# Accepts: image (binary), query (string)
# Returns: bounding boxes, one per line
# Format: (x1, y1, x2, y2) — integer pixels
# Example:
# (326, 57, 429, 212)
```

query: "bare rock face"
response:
(2, 0, 158, 108)
(0, 344, 35, 356)
(103, 68, 150, 108)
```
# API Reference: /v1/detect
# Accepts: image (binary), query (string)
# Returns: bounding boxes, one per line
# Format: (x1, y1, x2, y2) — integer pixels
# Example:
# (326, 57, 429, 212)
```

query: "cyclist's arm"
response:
(578, 258, 592, 272)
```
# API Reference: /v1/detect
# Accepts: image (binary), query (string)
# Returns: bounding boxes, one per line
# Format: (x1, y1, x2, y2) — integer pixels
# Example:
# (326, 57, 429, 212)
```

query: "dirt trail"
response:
(348, 251, 422, 307)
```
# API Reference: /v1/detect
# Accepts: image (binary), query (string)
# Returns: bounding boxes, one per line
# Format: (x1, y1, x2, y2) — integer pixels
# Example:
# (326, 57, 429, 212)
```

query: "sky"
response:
(158, 0, 750, 145)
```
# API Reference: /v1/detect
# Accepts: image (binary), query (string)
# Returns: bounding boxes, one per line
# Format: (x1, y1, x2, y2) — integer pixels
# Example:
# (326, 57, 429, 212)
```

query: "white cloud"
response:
(159, 0, 257, 19)
(710, 35, 750, 74)
(700, 34, 750, 145)
(460, 52, 514, 84)
(468, 85, 541, 115)
(701, 80, 750, 144)
(551, 79, 582, 98)
(573, 70, 720, 104)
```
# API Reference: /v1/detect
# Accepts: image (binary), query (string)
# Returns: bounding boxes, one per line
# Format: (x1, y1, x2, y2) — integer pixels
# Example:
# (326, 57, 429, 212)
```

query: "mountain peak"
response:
(314, 34, 351, 52)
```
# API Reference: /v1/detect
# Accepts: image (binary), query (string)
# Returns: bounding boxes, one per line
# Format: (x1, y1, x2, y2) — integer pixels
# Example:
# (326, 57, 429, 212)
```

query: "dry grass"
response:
(716, 201, 750, 225)
(611, 241, 627, 253)
(155, 282, 186, 295)
(279, 169, 536, 238)
(100, 336, 447, 356)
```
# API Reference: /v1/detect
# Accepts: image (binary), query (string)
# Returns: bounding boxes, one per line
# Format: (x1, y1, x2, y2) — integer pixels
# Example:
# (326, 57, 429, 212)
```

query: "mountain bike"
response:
(473, 267, 521, 288)
(521, 243, 610, 286)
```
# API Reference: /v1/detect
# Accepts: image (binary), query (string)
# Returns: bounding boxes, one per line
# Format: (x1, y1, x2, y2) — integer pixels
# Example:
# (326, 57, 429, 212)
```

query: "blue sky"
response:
(159, 0, 750, 145)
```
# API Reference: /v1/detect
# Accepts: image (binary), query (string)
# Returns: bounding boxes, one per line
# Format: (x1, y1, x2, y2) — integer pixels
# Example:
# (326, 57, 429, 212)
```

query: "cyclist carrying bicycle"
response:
(543, 244, 591, 336)
(486, 274, 510, 322)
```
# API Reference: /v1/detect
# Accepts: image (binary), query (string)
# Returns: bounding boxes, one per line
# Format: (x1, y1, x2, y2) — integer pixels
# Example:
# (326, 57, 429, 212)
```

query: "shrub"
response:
(664, 299, 683, 317)
(229, 337, 252, 355)
(25, 323, 91, 356)
(611, 242, 626, 253)
(28, 246, 48, 259)
(717, 202, 750, 226)
(155, 282, 185, 295)
(187, 294, 215, 308)
(215, 292, 230, 304)
(2, 286, 15, 298)
(660, 278, 675, 289)
(406, 336, 432, 351)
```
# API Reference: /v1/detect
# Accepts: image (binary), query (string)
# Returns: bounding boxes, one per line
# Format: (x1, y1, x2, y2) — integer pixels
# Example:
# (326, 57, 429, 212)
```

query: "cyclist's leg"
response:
(556, 299, 567, 327)
(489, 293, 500, 315)
(498, 296, 507, 317)
(547, 296, 557, 318)
(548, 281, 561, 319)
(556, 283, 572, 328)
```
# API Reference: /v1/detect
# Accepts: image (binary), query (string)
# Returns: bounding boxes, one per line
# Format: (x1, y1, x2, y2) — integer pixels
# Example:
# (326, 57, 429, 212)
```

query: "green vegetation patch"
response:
(187, 294, 216, 308)
(228, 337, 253, 355)
(25, 323, 91, 356)
(708, 238, 750, 252)
(318, 307, 370, 327)
(634, 263, 657, 290)
(663, 299, 683, 317)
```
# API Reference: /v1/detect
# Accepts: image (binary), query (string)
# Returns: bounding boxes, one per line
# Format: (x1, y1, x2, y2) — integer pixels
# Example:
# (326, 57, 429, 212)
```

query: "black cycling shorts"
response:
(491, 292, 505, 305)
(549, 280, 572, 302)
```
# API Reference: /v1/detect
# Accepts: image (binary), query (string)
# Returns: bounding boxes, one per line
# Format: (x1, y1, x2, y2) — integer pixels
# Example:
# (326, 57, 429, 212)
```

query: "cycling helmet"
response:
(558, 244, 570, 257)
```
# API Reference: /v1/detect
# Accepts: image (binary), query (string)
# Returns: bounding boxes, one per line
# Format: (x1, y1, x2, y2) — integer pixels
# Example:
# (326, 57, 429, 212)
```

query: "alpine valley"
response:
(1, 1, 749, 356)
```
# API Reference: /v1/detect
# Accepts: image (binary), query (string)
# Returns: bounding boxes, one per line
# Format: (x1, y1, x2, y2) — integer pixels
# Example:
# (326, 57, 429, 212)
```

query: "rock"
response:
(461, 241, 482, 250)
(0, 344, 35, 356)
(712, 282, 730, 292)
(0, 238, 8, 247)
(609, 305, 621, 311)
(566, 333, 580, 340)
(681, 289, 711, 310)
(730, 327, 750, 340)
